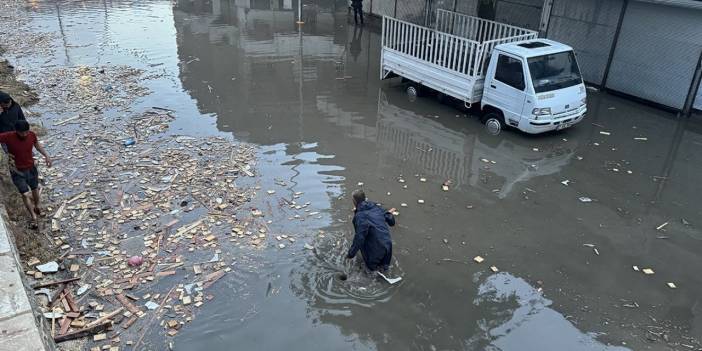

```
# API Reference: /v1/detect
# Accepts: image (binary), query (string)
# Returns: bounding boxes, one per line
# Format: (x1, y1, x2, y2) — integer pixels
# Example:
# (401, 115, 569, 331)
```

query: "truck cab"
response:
(481, 39, 587, 134)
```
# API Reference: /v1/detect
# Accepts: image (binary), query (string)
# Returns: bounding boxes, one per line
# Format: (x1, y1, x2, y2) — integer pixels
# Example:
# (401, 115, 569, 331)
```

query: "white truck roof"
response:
(495, 39, 574, 59)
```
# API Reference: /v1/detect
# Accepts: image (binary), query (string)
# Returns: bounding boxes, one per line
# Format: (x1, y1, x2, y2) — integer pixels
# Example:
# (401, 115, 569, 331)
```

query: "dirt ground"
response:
(0, 49, 54, 262)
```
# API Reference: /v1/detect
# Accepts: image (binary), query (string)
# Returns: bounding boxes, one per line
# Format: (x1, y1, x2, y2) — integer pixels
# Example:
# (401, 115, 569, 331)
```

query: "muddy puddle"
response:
(2, 0, 702, 350)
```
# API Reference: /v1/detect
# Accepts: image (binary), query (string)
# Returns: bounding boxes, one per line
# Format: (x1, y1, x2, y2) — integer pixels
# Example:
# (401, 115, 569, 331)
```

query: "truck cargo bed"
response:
(381, 10, 537, 104)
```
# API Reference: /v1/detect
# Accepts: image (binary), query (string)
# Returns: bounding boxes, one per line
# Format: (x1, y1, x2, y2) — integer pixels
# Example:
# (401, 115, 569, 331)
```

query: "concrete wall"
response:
(0, 207, 53, 351)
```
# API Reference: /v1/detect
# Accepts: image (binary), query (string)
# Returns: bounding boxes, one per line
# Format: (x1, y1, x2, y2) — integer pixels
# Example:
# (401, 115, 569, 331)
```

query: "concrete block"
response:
(0, 217, 11, 255)
(0, 311, 46, 351)
(0, 255, 32, 320)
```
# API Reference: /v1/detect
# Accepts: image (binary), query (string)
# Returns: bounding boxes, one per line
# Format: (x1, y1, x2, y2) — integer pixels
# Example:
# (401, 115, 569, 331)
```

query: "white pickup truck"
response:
(380, 10, 587, 134)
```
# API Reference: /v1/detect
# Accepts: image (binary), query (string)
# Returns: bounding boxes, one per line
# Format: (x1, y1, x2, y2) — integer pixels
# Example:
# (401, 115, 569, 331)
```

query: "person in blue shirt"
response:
(346, 189, 396, 272)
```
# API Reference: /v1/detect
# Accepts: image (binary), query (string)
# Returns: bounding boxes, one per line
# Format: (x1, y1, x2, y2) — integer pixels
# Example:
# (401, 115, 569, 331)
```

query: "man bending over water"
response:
(346, 189, 396, 272)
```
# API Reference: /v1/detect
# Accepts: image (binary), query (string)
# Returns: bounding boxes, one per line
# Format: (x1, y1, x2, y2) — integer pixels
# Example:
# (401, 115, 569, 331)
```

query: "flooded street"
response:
(3, 0, 702, 350)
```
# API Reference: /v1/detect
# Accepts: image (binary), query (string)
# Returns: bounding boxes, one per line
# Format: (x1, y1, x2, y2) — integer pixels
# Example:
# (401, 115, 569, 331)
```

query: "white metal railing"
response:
(382, 11, 538, 79)
(383, 16, 480, 76)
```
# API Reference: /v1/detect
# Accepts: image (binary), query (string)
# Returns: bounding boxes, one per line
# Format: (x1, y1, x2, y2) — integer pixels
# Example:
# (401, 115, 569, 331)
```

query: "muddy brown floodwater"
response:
(2, 0, 702, 350)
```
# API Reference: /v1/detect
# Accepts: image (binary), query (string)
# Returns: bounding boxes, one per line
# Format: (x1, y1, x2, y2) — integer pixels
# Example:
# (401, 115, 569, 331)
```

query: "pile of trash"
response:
(3, 51, 269, 350)
(36, 66, 149, 114)
(27, 118, 262, 348)
(0, 0, 56, 59)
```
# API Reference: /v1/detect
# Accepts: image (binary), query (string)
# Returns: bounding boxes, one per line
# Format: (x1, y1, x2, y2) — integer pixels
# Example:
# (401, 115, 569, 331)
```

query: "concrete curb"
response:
(0, 205, 55, 351)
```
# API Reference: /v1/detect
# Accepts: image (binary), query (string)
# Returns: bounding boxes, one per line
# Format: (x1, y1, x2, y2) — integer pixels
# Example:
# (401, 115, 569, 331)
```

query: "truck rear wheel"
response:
(483, 112, 504, 135)
(406, 84, 421, 101)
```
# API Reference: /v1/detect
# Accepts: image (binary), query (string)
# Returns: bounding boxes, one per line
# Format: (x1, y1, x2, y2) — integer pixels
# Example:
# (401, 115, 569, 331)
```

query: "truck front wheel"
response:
(483, 112, 504, 135)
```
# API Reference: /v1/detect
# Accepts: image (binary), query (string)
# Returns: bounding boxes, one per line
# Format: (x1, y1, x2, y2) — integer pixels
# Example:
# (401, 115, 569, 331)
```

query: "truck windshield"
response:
(527, 51, 582, 93)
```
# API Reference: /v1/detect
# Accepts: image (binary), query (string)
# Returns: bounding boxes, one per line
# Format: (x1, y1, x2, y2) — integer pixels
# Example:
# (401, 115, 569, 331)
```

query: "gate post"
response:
(683, 50, 702, 116)
(538, 0, 554, 37)
(601, 0, 629, 88)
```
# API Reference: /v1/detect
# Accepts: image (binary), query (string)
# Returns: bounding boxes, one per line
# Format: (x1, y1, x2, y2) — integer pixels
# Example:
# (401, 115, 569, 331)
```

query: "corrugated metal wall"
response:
(606, 1, 702, 109)
(427, 0, 456, 26)
(494, 0, 542, 30)
(370, 0, 395, 17)
(546, 0, 622, 85)
(395, 0, 427, 24)
(455, 0, 478, 16)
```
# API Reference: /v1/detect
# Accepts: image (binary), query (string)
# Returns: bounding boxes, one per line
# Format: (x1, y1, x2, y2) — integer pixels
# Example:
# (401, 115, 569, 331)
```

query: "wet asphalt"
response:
(6, 0, 702, 350)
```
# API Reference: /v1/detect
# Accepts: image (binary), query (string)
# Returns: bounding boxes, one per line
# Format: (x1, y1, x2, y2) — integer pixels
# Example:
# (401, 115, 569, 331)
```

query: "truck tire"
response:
(483, 112, 505, 135)
(406, 84, 421, 102)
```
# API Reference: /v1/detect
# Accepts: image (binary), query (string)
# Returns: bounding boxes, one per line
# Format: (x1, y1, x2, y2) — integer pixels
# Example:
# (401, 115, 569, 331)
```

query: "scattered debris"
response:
(656, 222, 669, 231)
(642, 268, 655, 275)
(667, 282, 677, 289)
(490, 266, 499, 273)
(600, 131, 611, 136)
(578, 197, 593, 203)
(473, 256, 484, 263)
(377, 271, 402, 284)
(127, 256, 144, 267)
(36, 261, 59, 273)
(144, 301, 159, 310)
(561, 180, 570, 186)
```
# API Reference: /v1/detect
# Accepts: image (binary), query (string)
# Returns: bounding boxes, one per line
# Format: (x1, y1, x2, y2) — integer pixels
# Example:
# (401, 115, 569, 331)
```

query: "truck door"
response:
(485, 53, 527, 126)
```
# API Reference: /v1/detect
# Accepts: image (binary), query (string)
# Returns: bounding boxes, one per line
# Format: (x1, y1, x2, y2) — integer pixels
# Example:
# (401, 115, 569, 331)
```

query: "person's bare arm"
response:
(34, 139, 52, 168)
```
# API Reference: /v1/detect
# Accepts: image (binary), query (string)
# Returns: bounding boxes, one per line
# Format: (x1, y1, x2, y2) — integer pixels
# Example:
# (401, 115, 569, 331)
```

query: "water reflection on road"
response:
(16, 0, 702, 349)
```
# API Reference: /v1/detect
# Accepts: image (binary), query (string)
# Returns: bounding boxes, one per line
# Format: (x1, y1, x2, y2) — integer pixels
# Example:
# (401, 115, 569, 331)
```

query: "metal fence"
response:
(382, 11, 536, 77)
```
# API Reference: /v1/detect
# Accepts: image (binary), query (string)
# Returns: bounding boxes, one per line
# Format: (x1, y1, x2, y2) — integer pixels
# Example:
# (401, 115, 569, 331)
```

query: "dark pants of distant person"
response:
(353, 6, 363, 25)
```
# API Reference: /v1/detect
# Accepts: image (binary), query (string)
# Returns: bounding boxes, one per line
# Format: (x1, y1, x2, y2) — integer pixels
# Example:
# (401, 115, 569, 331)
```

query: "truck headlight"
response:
(532, 108, 551, 119)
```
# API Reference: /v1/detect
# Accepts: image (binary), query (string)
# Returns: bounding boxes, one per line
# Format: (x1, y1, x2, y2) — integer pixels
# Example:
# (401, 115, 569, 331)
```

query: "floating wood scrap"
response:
(32, 277, 80, 289)
(54, 321, 113, 343)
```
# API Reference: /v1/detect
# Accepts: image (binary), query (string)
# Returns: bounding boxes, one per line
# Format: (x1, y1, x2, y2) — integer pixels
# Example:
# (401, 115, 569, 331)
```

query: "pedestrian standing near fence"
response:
(351, 0, 364, 25)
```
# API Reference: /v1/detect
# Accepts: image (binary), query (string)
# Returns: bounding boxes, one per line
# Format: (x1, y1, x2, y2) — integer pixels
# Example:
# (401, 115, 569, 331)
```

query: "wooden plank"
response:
(122, 316, 138, 330)
(49, 283, 66, 304)
(59, 317, 72, 335)
(116, 294, 141, 315)
(64, 291, 79, 312)
(85, 307, 124, 329)
(53, 321, 111, 343)
(202, 269, 226, 289)
(32, 277, 80, 289)
(60, 295, 71, 312)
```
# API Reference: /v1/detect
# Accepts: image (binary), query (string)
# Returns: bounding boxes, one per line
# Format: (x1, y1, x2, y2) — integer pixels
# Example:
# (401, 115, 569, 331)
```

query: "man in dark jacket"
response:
(351, 0, 364, 25)
(0, 91, 26, 133)
(346, 189, 396, 271)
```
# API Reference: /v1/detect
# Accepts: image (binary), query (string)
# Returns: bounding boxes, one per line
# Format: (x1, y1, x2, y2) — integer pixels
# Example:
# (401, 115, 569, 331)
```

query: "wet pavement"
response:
(3, 0, 702, 350)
